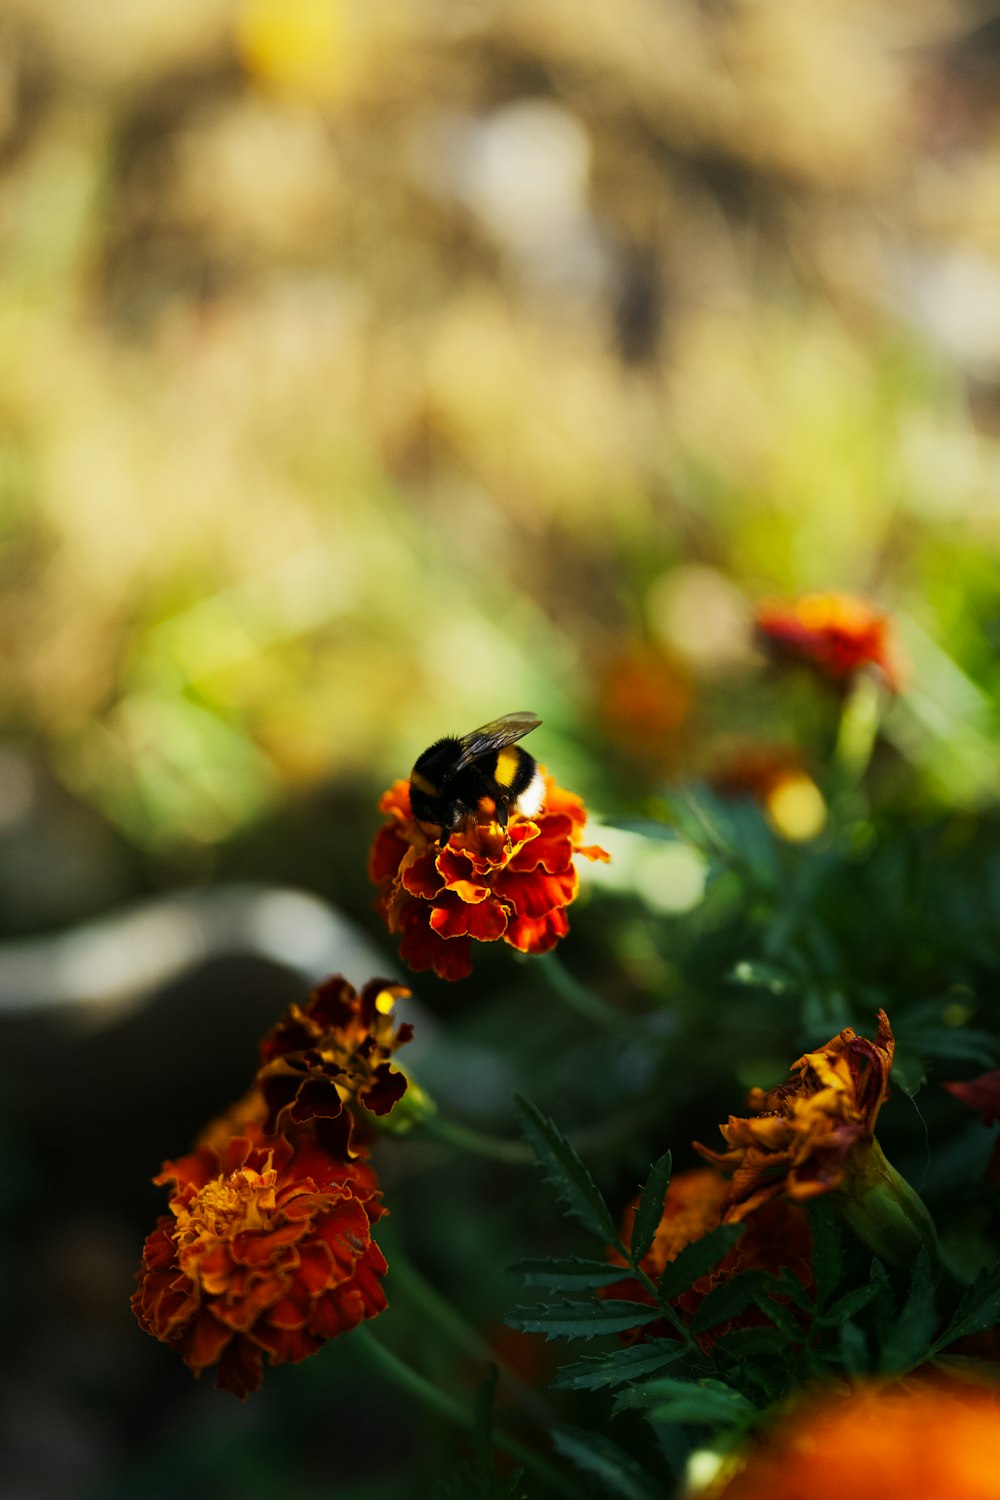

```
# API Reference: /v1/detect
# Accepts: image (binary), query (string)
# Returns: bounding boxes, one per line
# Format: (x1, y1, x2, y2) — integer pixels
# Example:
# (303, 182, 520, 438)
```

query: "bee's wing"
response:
(454, 711, 542, 771)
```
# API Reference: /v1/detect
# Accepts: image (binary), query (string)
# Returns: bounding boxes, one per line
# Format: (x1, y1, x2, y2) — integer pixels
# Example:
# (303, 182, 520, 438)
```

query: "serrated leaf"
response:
(513, 1095, 618, 1244)
(751, 1291, 803, 1342)
(879, 1248, 938, 1373)
(551, 1427, 661, 1500)
(689, 1271, 768, 1334)
(510, 1258, 628, 1292)
(934, 1259, 1000, 1352)
(506, 1300, 663, 1341)
(808, 1200, 844, 1306)
(759, 1266, 813, 1310)
(552, 1341, 689, 1391)
(657, 1224, 745, 1301)
(614, 1376, 756, 1427)
(630, 1151, 673, 1264)
(818, 1281, 882, 1328)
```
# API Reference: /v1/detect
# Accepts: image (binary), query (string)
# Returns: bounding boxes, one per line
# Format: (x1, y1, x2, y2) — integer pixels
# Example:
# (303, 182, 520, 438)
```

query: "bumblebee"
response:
(409, 711, 545, 842)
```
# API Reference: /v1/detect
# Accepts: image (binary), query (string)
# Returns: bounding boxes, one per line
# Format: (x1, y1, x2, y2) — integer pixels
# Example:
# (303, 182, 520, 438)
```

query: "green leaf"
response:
(629, 1151, 672, 1264)
(506, 1300, 663, 1341)
(879, 1248, 937, 1373)
(808, 1200, 844, 1306)
(839, 1320, 870, 1376)
(759, 1266, 813, 1310)
(510, 1258, 629, 1292)
(552, 1341, 689, 1391)
(551, 1427, 661, 1500)
(751, 1291, 803, 1342)
(934, 1259, 1000, 1352)
(613, 1376, 757, 1427)
(817, 1281, 882, 1328)
(689, 1272, 768, 1334)
(712, 1326, 791, 1361)
(657, 1224, 745, 1301)
(513, 1095, 618, 1244)
(869, 1258, 894, 1346)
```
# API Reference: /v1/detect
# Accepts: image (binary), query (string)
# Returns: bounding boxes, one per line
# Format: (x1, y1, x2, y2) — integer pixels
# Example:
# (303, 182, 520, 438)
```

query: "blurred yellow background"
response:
(2, 0, 1000, 875)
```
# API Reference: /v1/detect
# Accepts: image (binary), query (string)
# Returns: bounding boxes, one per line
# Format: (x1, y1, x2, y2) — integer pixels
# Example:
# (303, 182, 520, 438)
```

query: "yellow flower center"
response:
(172, 1165, 279, 1253)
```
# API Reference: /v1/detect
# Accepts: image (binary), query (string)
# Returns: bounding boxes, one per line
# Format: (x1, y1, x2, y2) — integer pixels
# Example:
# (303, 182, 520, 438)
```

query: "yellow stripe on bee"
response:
(410, 771, 438, 795)
(494, 748, 520, 787)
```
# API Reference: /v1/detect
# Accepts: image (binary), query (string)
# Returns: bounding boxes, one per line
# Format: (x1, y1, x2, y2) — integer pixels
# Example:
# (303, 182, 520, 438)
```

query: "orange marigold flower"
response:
(132, 1125, 388, 1397)
(605, 1168, 812, 1351)
(369, 772, 610, 982)
(755, 592, 902, 690)
(696, 1012, 895, 1221)
(713, 1379, 1000, 1500)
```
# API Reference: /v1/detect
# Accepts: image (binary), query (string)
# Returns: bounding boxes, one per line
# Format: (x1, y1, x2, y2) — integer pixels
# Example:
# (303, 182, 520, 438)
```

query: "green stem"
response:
(618, 1241, 701, 1354)
(354, 1325, 575, 1498)
(388, 1251, 556, 1424)
(416, 1113, 536, 1164)
(831, 671, 882, 790)
(537, 952, 619, 1029)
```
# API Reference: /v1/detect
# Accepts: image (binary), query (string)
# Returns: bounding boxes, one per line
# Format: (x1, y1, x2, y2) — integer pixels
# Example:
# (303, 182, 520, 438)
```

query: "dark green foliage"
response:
(549, 1428, 661, 1500)
(629, 1152, 673, 1263)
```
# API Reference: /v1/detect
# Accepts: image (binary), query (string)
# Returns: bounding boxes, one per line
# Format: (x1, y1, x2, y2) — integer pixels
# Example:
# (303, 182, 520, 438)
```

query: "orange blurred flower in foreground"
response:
(369, 773, 610, 981)
(697, 1012, 895, 1221)
(712, 1380, 1000, 1500)
(132, 1125, 388, 1397)
(755, 592, 902, 690)
(607, 1168, 812, 1351)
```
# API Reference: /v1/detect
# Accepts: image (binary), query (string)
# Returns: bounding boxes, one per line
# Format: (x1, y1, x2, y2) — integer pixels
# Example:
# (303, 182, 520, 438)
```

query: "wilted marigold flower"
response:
(195, 974, 413, 1157)
(369, 773, 610, 982)
(256, 974, 413, 1149)
(710, 1379, 1000, 1500)
(132, 1125, 388, 1398)
(696, 1012, 896, 1221)
(606, 1168, 812, 1352)
(755, 592, 902, 691)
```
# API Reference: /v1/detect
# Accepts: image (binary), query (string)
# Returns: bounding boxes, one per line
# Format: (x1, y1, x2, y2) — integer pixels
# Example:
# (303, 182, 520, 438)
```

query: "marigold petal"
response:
(429, 894, 509, 942)
(397, 901, 474, 980)
(493, 865, 578, 919)
(505, 907, 570, 954)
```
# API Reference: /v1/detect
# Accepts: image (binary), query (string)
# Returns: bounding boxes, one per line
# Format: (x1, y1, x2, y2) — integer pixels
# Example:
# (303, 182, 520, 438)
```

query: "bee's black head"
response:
(409, 735, 463, 829)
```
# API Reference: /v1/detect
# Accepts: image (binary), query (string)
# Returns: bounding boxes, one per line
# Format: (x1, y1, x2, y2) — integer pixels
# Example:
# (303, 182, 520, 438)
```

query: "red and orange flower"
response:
(606, 1168, 812, 1352)
(369, 773, 610, 981)
(711, 1379, 1000, 1500)
(696, 1012, 896, 1221)
(132, 1124, 388, 1398)
(755, 592, 902, 691)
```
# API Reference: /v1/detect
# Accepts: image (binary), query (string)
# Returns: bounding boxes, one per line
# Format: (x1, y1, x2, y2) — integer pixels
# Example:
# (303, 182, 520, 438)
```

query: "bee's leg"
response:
(495, 800, 509, 829)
